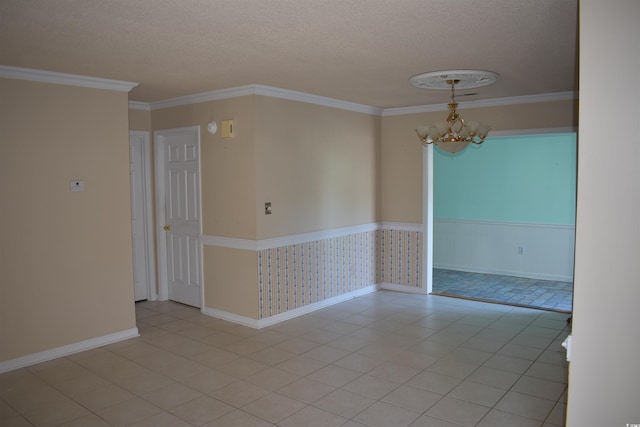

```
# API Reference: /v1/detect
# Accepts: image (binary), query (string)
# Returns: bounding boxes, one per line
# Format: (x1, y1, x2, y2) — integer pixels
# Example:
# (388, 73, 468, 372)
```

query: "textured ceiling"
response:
(0, 0, 578, 108)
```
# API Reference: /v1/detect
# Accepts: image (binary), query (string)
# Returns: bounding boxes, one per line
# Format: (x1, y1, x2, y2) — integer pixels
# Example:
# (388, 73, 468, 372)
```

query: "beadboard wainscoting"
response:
(434, 218, 575, 282)
(202, 222, 425, 326)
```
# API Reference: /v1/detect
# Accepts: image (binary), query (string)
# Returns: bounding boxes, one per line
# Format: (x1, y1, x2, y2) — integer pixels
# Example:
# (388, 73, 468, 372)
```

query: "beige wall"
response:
(128, 108, 151, 131)
(152, 96, 257, 240)
(567, 0, 640, 425)
(149, 97, 258, 318)
(203, 247, 258, 318)
(149, 96, 381, 318)
(380, 113, 426, 223)
(380, 99, 578, 223)
(147, 93, 576, 321)
(143, 95, 381, 242)
(0, 66, 583, 362)
(0, 79, 136, 362)
(254, 96, 381, 239)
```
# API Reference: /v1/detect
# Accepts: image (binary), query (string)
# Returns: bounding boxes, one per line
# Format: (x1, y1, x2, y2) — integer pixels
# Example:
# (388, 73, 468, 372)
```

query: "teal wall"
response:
(434, 133, 577, 225)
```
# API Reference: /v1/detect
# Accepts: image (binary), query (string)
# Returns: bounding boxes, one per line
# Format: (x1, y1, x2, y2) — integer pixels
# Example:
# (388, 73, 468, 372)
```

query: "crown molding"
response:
(128, 83, 578, 118)
(489, 126, 577, 137)
(252, 85, 383, 115)
(128, 101, 151, 110)
(148, 85, 256, 110)
(1, 65, 577, 115)
(0, 65, 138, 92)
(381, 91, 578, 116)
(145, 84, 382, 115)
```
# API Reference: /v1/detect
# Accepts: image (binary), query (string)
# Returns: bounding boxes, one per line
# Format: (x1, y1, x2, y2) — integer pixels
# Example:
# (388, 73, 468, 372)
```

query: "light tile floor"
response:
(0, 292, 570, 426)
(433, 269, 574, 313)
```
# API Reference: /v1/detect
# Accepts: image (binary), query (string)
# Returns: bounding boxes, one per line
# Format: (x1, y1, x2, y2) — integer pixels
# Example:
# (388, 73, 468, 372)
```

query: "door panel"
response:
(157, 127, 202, 307)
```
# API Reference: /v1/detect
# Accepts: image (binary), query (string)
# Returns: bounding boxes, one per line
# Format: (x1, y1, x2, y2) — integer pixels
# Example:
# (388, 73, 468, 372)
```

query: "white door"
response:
(129, 131, 156, 301)
(155, 126, 202, 308)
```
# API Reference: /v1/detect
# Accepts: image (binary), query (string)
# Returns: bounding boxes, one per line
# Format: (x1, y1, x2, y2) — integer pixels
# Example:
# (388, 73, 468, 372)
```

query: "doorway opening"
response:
(129, 131, 156, 302)
(426, 132, 576, 312)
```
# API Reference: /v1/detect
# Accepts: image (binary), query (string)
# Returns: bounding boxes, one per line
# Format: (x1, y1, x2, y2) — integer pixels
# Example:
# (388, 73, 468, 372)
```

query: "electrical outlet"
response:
(264, 202, 272, 215)
(518, 246, 525, 255)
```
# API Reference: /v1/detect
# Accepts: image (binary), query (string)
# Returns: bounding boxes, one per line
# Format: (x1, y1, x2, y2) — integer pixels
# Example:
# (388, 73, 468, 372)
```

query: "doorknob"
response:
(163, 225, 171, 231)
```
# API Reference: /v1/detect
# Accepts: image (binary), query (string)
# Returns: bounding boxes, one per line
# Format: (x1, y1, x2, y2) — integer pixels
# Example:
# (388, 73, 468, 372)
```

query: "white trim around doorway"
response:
(129, 131, 158, 302)
(422, 145, 434, 294)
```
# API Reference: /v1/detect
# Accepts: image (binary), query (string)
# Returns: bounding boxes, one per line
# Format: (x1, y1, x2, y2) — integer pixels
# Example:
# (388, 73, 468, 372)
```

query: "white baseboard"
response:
(0, 328, 139, 374)
(379, 283, 428, 294)
(434, 264, 573, 282)
(200, 307, 261, 328)
(203, 285, 379, 329)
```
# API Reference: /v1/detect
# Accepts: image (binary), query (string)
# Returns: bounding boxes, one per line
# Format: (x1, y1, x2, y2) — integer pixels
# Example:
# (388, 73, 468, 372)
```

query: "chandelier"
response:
(409, 70, 498, 154)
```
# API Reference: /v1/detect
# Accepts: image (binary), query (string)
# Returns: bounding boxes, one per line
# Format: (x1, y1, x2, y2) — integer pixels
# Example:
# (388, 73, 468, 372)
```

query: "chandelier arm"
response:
(455, 115, 466, 138)
(414, 129, 434, 145)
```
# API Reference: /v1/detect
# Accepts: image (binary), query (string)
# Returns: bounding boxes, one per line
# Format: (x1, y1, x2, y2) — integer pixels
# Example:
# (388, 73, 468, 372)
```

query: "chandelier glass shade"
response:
(410, 70, 498, 154)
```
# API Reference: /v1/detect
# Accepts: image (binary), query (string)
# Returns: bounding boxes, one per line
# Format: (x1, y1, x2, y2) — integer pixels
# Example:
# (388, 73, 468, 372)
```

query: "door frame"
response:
(154, 125, 204, 305)
(421, 145, 434, 294)
(129, 131, 157, 301)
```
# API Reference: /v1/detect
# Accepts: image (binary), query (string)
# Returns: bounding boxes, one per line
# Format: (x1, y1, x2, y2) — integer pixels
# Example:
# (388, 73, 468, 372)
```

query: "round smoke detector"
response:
(409, 69, 499, 90)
